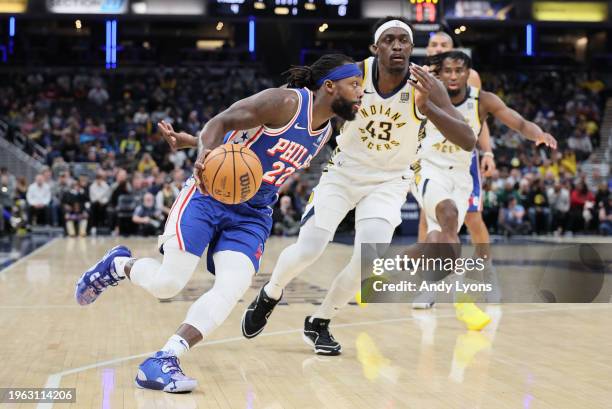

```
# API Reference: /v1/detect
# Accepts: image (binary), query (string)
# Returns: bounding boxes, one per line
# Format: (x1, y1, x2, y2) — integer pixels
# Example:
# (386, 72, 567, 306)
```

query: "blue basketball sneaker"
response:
(75, 245, 132, 305)
(135, 351, 197, 393)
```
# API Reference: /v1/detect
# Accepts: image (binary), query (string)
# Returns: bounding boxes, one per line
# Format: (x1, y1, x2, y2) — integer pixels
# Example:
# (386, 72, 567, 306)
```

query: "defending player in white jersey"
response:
(410, 51, 556, 328)
(241, 17, 476, 355)
(414, 32, 498, 315)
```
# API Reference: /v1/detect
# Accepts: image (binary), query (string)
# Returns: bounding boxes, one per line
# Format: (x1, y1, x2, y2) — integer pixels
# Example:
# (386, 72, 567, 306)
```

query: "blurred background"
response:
(0, 0, 610, 248)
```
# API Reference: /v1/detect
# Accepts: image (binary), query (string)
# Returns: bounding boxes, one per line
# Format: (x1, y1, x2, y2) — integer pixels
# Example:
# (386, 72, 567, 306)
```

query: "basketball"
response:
(201, 144, 263, 205)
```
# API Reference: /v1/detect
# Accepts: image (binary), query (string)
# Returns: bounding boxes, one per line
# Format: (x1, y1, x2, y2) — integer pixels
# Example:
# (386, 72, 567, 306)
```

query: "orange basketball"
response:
(202, 144, 263, 205)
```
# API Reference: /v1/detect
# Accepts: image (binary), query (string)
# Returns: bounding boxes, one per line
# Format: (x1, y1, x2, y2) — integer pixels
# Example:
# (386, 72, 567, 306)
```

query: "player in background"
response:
(411, 31, 500, 316)
(411, 51, 556, 328)
(74, 54, 364, 392)
(241, 17, 477, 355)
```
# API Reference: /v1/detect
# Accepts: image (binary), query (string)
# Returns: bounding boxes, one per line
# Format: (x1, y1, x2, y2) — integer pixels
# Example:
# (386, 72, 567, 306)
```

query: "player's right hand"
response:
(194, 148, 211, 195)
(481, 155, 496, 177)
(535, 132, 557, 150)
(158, 120, 198, 150)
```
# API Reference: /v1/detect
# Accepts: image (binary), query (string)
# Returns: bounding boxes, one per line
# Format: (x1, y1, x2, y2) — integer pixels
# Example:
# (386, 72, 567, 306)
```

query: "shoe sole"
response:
(302, 333, 342, 356)
(134, 378, 196, 393)
(462, 316, 492, 331)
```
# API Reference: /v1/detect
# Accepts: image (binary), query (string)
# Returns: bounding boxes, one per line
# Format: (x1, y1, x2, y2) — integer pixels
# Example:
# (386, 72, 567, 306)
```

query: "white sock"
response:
(161, 334, 190, 358)
(113, 257, 132, 278)
(264, 281, 283, 300)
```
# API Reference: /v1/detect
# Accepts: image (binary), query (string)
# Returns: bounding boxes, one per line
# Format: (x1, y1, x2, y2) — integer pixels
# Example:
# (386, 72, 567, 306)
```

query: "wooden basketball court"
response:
(0, 237, 611, 409)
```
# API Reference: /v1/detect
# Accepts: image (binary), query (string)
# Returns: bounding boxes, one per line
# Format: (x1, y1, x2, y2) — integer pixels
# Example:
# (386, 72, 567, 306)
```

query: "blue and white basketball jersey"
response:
(223, 87, 332, 208)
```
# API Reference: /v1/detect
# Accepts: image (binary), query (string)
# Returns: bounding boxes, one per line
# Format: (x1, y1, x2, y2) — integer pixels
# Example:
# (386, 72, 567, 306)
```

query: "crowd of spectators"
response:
(0, 67, 609, 238)
(476, 70, 610, 236)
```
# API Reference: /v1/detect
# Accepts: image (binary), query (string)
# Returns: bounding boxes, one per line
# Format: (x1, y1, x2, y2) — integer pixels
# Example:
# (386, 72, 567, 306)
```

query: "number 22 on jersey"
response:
(262, 161, 296, 186)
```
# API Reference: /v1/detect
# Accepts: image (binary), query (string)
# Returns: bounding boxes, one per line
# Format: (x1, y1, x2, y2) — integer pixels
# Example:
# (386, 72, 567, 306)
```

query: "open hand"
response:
(158, 120, 197, 150)
(535, 132, 557, 149)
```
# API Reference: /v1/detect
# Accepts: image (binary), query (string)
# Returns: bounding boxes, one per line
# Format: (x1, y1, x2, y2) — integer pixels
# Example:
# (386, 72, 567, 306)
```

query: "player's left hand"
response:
(194, 148, 211, 195)
(535, 132, 557, 149)
(158, 120, 198, 150)
(481, 155, 496, 177)
(410, 63, 447, 110)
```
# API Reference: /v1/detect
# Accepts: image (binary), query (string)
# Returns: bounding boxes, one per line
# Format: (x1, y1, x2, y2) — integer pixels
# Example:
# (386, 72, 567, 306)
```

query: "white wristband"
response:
(482, 151, 494, 158)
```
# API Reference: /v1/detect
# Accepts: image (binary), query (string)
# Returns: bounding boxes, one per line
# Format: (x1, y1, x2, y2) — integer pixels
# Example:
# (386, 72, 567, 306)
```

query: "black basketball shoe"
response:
(241, 284, 282, 339)
(303, 316, 342, 355)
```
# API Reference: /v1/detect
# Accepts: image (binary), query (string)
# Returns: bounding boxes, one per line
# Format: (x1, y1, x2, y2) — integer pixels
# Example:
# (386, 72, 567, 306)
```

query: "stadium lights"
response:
(254, 2, 266, 10)
(132, 1, 147, 14)
(105, 19, 117, 69)
(9, 16, 15, 37)
(216, 21, 224, 31)
(526, 24, 534, 56)
(305, 3, 316, 11)
(454, 28, 461, 35)
(460, 25, 466, 32)
(274, 7, 289, 15)
(249, 18, 255, 54)
(318, 23, 328, 33)
(75, 20, 82, 30)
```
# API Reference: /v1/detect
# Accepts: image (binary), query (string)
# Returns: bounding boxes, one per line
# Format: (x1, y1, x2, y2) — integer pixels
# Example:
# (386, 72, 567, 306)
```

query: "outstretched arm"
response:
(158, 88, 298, 151)
(467, 69, 496, 176)
(480, 91, 557, 149)
(410, 64, 476, 151)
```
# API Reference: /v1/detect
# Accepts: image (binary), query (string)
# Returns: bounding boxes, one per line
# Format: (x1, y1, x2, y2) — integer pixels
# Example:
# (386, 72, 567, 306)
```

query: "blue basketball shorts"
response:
(467, 151, 482, 213)
(158, 177, 273, 274)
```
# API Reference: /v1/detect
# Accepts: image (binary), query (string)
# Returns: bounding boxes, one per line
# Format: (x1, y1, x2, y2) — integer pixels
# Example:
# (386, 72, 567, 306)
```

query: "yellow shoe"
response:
(355, 291, 367, 308)
(454, 302, 491, 331)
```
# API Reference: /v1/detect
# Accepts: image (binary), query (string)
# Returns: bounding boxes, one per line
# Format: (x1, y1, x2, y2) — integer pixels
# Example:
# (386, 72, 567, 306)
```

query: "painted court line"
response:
(0, 237, 59, 276)
(36, 303, 611, 409)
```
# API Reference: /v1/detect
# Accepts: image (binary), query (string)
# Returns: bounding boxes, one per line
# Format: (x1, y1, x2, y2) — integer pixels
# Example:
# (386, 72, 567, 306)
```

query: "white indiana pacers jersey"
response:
(416, 86, 481, 172)
(335, 57, 424, 175)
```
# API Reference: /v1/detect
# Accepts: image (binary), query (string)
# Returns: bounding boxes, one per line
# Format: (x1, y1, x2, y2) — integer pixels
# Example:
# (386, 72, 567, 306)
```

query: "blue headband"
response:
(315, 63, 363, 87)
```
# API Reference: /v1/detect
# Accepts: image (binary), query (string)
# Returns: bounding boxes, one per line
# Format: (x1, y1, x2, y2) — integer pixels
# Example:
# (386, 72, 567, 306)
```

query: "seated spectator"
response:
(89, 170, 111, 234)
(137, 153, 157, 175)
(133, 106, 150, 125)
(61, 176, 90, 237)
(599, 197, 612, 236)
(88, 84, 109, 106)
(527, 179, 551, 234)
(131, 172, 148, 202)
(172, 168, 186, 191)
(132, 192, 163, 236)
(499, 197, 530, 237)
(273, 195, 300, 236)
(567, 129, 593, 161)
(569, 180, 595, 233)
(119, 130, 142, 155)
(26, 174, 51, 226)
(1, 174, 12, 234)
(481, 180, 499, 233)
(0, 167, 15, 195)
(547, 181, 570, 235)
(156, 180, 178, 223)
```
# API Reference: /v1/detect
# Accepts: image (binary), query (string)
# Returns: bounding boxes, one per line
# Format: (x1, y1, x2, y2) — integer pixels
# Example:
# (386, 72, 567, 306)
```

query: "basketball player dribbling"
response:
(74, 54, 364, 393)
(241, 16, 477, 355)
(410, 51, 556, 328)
